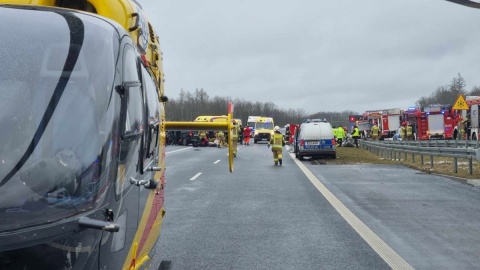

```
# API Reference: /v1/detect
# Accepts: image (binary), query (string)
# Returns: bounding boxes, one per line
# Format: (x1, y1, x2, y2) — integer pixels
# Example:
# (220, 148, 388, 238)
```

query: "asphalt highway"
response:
(151, 142, 480, 270)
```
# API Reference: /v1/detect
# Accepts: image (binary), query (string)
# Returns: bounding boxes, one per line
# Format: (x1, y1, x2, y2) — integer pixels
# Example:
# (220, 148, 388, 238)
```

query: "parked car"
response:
(167, 131, 200, 146)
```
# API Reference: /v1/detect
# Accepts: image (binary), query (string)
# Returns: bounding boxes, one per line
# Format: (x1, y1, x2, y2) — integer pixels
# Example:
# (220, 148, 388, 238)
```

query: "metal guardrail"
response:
(377, 139, 480, 149)
(361, 140, 480, 175)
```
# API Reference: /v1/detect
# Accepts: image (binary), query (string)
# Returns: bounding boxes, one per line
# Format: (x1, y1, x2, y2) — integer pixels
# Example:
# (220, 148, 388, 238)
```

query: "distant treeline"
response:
(164, 88, 356, 128)
(165, 73, 479, 127)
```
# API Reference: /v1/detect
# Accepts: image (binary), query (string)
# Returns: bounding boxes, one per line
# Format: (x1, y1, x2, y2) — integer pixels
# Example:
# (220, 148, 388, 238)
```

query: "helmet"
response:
(274, 126, 280, 131)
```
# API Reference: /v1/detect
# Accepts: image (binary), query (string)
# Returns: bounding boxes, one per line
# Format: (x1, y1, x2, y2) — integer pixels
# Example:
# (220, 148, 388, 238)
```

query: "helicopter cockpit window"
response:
(122, 45, 144, 138)
(141, 65, 160, 159)
(0, 10, 117, 232)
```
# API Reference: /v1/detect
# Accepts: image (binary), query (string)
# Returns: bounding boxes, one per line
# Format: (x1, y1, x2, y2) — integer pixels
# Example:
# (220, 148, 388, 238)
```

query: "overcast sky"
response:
(139, 0, 480, 114)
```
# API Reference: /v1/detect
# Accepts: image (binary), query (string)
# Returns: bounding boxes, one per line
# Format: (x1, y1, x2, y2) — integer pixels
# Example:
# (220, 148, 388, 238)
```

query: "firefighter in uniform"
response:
(406, 123, 413, 141)
(199, 130, 208, 146)
(217, 130, 225, 148)
(371, 123, 379, 140)
(400, 123, 407, 141)
(268, 126, 286, 166)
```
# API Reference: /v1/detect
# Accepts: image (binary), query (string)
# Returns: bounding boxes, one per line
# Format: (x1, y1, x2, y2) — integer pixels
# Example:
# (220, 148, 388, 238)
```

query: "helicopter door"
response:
(99, 43, 145, 270)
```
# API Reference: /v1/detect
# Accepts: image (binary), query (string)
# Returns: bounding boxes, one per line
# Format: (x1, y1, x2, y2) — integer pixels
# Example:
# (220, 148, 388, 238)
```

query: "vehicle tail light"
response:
(332, 139, 336, 145)
(300, 139, 305, 146)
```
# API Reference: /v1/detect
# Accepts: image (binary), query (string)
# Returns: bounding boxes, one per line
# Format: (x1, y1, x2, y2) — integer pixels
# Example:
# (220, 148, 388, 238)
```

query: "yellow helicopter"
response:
(0, 0, 236, 269)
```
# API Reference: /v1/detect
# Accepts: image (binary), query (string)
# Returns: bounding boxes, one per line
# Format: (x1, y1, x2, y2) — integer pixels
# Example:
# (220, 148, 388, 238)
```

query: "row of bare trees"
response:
(164, 88, 356, 128)
(165, 74, 479, 127)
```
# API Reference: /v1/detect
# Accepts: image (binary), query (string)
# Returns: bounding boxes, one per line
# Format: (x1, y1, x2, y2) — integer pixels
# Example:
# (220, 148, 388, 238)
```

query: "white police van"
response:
(294, 119, 336, 160)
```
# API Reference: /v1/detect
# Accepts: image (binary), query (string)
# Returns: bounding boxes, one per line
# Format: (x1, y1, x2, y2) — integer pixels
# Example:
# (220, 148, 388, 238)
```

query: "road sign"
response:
(453, 95, 469, 110)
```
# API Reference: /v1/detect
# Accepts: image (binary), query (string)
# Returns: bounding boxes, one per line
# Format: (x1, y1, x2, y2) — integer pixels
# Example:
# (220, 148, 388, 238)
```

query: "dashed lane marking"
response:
(189, 172, 202, 181)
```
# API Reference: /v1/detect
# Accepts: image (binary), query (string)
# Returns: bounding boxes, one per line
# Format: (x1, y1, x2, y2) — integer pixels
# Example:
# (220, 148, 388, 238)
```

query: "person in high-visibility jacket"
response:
(400, 124, 407, 141)
(217, 130, 225, 148)
(268, 126, 286, 166)
(336, 126, 345, 146)
(333, 126, 338, 139)
(351, 125, 360, 148)
(371, 123, 380, 140)
(406, 123, 413, 140)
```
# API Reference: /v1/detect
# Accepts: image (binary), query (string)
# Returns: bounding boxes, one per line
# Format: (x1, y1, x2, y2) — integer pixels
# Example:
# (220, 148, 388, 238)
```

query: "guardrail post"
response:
(430, 155, 434, 169)
(412, 153, 415, 163)
(421, 154, 424, 165)
(453, 157, 458, 173)
(404, 152, 407, 161)
(469, 157, 473, 175)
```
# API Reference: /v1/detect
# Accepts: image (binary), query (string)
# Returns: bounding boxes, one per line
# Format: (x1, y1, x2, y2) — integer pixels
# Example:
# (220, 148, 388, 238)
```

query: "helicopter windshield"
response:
(0, 8, 117, 232)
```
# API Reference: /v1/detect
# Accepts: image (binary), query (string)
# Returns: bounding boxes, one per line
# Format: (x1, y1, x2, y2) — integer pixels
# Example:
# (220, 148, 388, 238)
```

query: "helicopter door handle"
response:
(78, 217, 120, 232)
(130, 177, 158, 189)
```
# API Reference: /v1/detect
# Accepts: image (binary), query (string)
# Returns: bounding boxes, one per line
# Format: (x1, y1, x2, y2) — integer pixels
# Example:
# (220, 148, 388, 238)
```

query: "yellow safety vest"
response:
(371, 125, 379, 136)
(352, 127, 360, 137)
(336, 127, 344, 139)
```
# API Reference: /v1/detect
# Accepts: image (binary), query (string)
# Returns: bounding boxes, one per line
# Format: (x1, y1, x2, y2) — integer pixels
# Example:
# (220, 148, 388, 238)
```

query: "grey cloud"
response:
(141, 0, 480, 114)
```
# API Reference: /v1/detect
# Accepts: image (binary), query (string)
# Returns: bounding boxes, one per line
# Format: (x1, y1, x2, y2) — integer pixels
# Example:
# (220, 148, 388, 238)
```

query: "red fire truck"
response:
(380, 108, 404, 140)
(285, 124, 299, 145)
(403, 107, 428, 140)
(354, 111, 382, 139)
(424, 104, 456, 140)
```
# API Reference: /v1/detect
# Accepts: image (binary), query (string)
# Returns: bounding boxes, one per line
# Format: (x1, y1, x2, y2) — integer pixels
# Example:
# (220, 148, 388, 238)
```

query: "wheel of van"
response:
(473, 133, 477, 141)
(298, 154, 304, 160)
(331, 154, 336, 159)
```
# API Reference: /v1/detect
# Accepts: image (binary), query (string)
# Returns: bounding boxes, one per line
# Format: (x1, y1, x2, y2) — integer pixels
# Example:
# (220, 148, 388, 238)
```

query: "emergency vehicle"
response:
(424, 104, 455, 140)
(380, 108, 404, 140)
(254, 117, 275, 143)
(193, 115, 239, 155)
(0, 1, 237, 269)
(355, 111, 382, 139)
(456, 96, 480, 140)
(0, 1, 166, 269)
(247, 115, 261, 136)
(403, 107, 428, 140)
(285, 124, 299, 145)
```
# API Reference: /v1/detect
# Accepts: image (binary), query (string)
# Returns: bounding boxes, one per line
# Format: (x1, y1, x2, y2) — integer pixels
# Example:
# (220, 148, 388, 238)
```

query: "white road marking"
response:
(289, 152, 413, 270)
(189, 172, 202, 181)
(214, 160, 221, 164)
